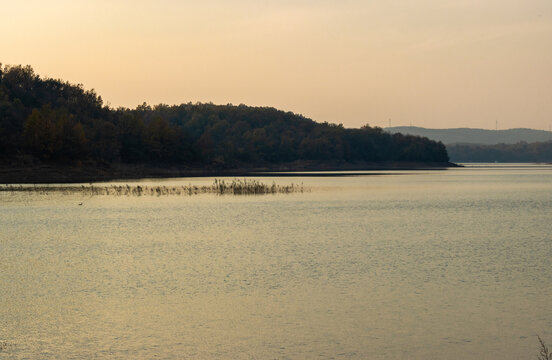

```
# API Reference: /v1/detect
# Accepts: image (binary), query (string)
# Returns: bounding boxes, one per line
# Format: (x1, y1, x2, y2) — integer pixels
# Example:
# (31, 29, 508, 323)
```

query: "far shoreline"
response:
(0, 161, 460, 184)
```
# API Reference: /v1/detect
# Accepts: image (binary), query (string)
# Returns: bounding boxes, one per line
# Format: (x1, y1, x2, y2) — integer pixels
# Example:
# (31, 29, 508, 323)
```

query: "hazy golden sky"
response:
(2, 0, 551, 129)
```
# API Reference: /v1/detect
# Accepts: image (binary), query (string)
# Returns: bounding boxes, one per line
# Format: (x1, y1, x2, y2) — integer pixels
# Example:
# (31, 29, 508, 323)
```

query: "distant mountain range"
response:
(385, 126, 552, 145)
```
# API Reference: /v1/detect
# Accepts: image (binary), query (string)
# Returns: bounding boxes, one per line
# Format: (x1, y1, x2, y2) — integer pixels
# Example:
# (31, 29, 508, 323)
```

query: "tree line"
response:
(0, 64, 449, 167)
(447, 142, 552, 163)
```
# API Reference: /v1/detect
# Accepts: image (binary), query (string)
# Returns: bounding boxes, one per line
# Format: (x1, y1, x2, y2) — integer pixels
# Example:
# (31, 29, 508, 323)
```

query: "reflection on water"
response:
(1, 165, 551, 359)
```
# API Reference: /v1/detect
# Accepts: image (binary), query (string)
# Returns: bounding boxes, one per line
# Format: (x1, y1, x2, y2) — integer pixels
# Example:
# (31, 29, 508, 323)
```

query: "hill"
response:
(0, 64, 451, 182)
(386, 126, 552, 145)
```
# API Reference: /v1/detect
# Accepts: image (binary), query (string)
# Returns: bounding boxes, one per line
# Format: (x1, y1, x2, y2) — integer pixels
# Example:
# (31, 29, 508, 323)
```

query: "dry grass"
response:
(0, 179, 306, 196)
(538, 336, 552, 360)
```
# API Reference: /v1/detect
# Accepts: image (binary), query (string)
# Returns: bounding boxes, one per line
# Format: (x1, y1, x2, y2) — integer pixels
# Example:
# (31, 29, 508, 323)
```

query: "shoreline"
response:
(0, 161, 460, 184)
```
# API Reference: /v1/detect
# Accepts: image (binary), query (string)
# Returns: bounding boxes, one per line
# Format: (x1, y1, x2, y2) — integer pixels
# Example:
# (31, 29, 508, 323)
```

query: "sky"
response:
(2, 0, 551, 130)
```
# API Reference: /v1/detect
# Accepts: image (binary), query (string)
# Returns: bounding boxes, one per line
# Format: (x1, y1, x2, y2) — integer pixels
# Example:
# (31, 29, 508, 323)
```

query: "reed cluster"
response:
(212, 179, 302, 195)
(0, 179, 305, 196)
(538, 336, 552, 360)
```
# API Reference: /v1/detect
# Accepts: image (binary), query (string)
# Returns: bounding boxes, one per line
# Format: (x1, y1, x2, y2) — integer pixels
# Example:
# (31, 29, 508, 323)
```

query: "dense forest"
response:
(448, 142, 552, 163)
(0, 64, 449, 171)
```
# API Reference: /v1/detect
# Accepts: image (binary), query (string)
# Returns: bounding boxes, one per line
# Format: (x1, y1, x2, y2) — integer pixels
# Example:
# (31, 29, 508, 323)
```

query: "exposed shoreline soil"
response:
(0, 161, 460, 184)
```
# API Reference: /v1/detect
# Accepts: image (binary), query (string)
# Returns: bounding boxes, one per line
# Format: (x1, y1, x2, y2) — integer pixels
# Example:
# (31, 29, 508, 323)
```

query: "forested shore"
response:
(0, 64, 453, 183)
(448, 142, 552, 163)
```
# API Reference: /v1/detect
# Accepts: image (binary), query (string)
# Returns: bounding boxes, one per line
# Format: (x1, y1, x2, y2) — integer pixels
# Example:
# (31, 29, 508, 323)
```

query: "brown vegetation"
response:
(0, 179, 305, 196)
(538, 336, 552, 360)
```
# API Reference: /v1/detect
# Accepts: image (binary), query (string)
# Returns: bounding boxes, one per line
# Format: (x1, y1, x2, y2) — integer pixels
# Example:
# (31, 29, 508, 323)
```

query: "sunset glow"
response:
(3, 0, 551, 129)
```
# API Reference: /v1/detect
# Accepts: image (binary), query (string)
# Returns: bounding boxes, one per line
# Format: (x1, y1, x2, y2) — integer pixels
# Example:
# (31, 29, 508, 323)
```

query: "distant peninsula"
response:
(0, 64, 454, 183)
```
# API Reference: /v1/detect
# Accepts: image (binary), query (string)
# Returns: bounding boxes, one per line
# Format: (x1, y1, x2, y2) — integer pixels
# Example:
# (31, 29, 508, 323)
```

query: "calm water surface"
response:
(1, 165, 551, 359)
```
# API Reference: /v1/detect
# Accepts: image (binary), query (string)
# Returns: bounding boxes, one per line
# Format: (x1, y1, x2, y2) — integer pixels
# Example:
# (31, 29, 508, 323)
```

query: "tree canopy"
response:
(0, 64, 449, 167)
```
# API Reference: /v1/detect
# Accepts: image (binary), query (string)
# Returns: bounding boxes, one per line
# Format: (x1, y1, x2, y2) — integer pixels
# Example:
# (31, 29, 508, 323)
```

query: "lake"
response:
(1, 164, 551, 359)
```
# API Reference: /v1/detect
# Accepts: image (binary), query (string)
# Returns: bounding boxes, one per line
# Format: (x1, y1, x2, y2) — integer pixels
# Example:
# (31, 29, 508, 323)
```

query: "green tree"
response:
(23, 105, 60, 159)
